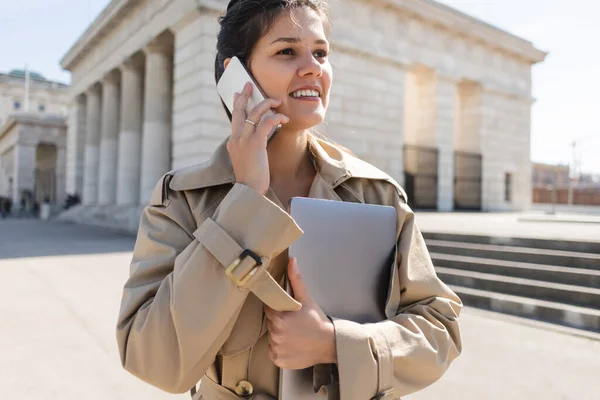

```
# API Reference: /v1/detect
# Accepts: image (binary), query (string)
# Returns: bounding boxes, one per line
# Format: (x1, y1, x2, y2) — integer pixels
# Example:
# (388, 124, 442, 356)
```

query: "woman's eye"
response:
(277, 48, 295, 56)
(276, 48, 329, 58)
(315, 50, 329, 58)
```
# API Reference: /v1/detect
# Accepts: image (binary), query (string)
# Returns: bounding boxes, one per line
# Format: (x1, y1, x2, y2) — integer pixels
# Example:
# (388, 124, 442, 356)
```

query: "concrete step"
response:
(431, 253, 600, 289)
(450, 285, 600, 333)
(56, 204, 143, 235)
(423, 231, 600, 254)
(436, 267, 600, 309)
(427, 240, 600, 270)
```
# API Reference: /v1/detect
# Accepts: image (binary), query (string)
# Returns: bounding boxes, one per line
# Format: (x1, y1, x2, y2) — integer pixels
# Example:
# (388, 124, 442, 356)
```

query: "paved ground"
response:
(1, 219, 599, 399)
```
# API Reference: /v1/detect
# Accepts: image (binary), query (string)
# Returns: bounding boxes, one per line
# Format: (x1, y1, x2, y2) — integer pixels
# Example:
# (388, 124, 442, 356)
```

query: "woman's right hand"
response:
(227, 82, 289, 196)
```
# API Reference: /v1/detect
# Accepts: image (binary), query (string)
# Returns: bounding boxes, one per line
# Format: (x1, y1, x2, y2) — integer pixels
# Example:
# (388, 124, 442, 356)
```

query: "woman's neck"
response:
(267, 129, 315, 186)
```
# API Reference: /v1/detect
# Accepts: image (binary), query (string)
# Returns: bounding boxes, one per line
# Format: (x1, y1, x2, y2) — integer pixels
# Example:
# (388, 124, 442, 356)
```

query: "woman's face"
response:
(248, 7, 332, 131)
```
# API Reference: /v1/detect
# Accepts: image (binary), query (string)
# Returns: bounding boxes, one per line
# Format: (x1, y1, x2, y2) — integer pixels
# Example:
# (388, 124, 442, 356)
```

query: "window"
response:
(39, 105, 45, 112)
(13, 101, 21, 110)
(505, 173, 512, 202)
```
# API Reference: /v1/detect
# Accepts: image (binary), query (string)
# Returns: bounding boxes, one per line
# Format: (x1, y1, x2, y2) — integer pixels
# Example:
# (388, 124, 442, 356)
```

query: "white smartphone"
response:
(217, 56, 281, 142)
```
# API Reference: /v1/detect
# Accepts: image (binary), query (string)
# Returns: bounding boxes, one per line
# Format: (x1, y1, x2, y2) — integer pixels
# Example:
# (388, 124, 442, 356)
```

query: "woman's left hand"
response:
(265, 258, 337, 370)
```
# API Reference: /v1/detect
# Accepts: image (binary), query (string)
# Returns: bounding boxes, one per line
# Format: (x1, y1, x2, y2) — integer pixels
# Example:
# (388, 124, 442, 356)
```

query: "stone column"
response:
(456, 82, 482, 154)
(140, 35, 174, 204)
(117, 56, 144, 205)
(56, 147, 67, 207)
(403, 67, 436, 209)
(66, 94, 86, 197)
(453, 82, 483, 210)
(83, 84, 102, 205)
(12, 144, 36, 207)
(403, 67, 457, 211)
(98, 71, 121, 205)
(434, 75, 458, 212)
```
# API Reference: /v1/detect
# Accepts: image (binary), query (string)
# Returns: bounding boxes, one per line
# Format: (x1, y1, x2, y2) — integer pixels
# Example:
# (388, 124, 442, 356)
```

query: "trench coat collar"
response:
(169, 135, 394, 193)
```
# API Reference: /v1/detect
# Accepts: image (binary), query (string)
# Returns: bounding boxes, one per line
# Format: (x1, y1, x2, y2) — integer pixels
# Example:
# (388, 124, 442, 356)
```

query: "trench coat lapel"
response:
(308, 173, 342, 201)
(307, 137, 349, 202)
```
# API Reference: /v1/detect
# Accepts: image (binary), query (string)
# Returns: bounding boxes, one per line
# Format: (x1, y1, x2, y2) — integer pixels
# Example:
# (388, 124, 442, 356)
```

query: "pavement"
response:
(1, 218, 599, 400)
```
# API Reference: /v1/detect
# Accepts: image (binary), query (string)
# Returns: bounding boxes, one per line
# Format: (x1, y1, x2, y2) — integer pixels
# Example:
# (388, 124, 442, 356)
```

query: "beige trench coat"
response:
(116, 136, 463, 400)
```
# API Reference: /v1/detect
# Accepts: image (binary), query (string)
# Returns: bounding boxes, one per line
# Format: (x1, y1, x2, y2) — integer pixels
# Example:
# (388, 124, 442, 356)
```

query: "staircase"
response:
(423, 232, 600, 333)
(56, 204, 144, 235)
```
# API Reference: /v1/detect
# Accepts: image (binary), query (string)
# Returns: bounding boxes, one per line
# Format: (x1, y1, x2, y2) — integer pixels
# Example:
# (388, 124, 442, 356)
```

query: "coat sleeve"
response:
(331, 199, 463, 400)
(116, 177, 303, 394)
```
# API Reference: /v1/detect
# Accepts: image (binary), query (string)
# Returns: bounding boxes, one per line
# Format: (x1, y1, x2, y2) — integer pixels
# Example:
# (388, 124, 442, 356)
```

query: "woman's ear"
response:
(223, 58, 231, 70)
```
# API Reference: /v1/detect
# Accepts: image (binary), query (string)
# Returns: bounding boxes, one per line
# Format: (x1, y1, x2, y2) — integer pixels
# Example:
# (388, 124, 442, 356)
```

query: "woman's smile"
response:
(289, 86, 322, 102)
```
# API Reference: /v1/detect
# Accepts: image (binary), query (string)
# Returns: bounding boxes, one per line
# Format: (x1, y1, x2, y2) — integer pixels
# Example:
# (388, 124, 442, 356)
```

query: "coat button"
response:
(234, 380, 254, 396)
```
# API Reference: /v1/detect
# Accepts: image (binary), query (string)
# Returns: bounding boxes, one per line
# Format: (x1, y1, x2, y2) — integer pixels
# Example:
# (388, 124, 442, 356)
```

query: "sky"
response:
(1, 0, 598, 174)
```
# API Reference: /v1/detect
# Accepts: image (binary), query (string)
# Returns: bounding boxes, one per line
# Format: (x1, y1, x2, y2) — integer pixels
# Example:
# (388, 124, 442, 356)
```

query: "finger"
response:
(267, 319, 286, 339)
(247, 98, 282, 127)
(241, 98, 282, 143)
(287, 258, 309, 302)
(264, 306, 276, 320)
(268, 343, 278, 365)
(237, 82, 257, 142)
(231, 83, 252, 139)
(230, 92, 242, 140)
(254, 114, 290, 144)
(268, 344, 287, 369)
(265, 308, 284, 328)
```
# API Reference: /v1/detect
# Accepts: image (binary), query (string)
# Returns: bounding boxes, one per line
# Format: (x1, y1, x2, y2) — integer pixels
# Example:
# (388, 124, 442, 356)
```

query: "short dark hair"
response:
(215, 0, 330, 121)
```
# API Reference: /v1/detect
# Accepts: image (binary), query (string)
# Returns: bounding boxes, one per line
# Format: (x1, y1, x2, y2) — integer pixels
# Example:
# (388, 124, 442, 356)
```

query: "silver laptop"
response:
(279, 197, 397, 399)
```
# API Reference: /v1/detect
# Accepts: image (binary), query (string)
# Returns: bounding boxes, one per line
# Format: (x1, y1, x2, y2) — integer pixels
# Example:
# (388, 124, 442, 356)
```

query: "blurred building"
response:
(532, 162, 570, 187)
(0, 71, 69, 215)
(0, 70, 69, 126)
(579, 173, 600, 184)
(532, 162, 600, 206)
(59, 0, 546, 232)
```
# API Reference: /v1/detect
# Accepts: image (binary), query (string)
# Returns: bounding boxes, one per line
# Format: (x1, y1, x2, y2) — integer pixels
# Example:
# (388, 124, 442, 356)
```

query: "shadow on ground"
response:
(0, 219, 136, 259)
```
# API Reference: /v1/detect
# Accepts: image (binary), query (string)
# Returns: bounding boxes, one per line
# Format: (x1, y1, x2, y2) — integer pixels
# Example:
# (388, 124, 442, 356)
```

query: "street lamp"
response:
(568, 134, 598, 206)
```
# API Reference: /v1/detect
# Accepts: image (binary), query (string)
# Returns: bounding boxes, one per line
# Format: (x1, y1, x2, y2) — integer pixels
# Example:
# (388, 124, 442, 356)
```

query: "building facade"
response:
(532, 162, 600, 206)
(59, 0, 546, 232)
(0, 70, 69, 127)
(0, 71, 70, 214)
(0, 114, 67, 213)
(532, 162, 570, 188)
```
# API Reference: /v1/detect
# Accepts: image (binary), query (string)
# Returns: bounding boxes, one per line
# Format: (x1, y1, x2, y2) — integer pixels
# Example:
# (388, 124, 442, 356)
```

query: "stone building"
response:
(532, 162, 600, 206)
(0, 114, 67, 213)
(0, 70, 69, 127)
(532, 162, 570, 188)
(59, 0, 546, 232)
(0, 71, 69, 214)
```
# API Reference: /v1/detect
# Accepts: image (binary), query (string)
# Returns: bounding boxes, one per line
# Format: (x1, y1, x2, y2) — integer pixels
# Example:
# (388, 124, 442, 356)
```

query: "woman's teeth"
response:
(291, 90, 320, 98)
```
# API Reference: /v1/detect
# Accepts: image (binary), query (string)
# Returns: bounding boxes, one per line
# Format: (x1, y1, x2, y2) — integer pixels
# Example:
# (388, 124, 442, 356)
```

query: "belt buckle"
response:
(225, 249, 263, 287)
(373, 388, 396, 399)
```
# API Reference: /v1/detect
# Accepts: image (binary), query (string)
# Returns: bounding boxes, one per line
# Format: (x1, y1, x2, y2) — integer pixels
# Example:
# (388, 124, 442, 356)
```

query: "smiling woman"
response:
(116, 1, 463, 399)
(215, 0, 332, 133)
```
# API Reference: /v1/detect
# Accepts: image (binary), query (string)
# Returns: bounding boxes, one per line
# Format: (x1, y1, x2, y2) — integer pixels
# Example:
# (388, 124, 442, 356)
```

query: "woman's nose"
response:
(297, 52, 323, 77)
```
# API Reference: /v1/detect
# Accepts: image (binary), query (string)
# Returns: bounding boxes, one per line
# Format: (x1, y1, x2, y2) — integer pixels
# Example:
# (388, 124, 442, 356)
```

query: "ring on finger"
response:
(245, 119, 258, 128)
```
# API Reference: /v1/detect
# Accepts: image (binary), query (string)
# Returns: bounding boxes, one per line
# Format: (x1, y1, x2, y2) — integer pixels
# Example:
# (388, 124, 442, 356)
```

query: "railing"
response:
(533, 186, 600, 206)
(454, 151, 482, 210)
(404, 145, 438, 210)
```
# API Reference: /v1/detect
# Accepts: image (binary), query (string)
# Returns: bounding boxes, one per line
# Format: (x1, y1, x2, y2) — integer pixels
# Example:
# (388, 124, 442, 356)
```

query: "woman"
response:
(116, 1, 463, 399)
